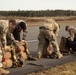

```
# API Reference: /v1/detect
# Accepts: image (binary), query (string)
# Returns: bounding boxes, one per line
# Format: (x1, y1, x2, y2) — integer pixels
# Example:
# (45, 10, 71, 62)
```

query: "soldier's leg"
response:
(38, 42, 44, 58)
(37, 33, 45, 59)
(48, 32, 63, 59)
(24, 42, 30, 55)
(51, 41, 63, 58)
(0, 46, 10, 74)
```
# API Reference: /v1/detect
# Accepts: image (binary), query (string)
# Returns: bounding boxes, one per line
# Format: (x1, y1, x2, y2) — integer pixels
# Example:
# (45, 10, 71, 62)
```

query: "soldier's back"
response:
(0, 20, 8, 33)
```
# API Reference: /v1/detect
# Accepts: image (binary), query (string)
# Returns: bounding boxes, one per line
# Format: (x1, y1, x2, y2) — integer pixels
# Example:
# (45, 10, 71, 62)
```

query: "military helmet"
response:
(19, 22, 26, 30)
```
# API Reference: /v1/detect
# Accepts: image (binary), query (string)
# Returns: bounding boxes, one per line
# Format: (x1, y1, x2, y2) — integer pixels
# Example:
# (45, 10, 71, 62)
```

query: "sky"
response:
(0, 0, 76, 11)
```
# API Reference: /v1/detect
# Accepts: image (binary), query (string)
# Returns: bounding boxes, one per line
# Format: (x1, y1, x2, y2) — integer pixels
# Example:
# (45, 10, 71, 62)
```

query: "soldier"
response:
(13, 20, 28, 41)
(7, 19, 28, 44)
(7, 19, 28, 53)
(7, 19, 37, 61)
(6, 19, 17, 45)
(65, 26, 76, 50)
(0, 20, 10, 74)
(37, 19, 63, 59)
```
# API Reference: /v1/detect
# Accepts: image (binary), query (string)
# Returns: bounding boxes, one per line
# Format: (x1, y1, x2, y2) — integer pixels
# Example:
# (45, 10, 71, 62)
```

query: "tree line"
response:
(0, 10, 76, 17)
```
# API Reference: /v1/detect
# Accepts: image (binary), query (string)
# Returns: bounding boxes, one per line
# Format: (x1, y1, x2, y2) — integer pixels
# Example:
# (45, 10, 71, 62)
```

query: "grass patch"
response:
(27, 61, 76, 75)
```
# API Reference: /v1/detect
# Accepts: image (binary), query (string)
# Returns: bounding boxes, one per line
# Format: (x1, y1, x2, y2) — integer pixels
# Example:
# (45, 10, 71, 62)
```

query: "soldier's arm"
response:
(22, 30, 27, 40)
(0, 34, 6, 47)
(25, 23, 28, 33)
(22, 23, 28, 40)
(54, 23, 60, 37)
(7, 32, 16, 43)
(0, 30, 8, 47)
(69, 30, 74, 41)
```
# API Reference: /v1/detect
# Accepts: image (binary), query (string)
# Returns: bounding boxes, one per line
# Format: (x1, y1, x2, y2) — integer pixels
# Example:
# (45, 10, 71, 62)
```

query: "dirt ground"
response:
(27, 61, 76, 75)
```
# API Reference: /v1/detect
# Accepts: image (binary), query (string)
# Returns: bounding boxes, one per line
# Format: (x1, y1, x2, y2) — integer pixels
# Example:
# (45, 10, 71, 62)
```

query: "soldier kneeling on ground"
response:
(65, 26, 76, 53)
(7, 19, 38, 62)
(42, 38, 57, 59)
(37, 19, 63, 59)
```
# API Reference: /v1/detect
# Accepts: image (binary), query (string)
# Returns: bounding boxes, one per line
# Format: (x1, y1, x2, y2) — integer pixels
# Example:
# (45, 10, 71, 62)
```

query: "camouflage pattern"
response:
(16, 20, 28, 32)
(7, 20, 28, 45)
(0, 20, 10, 74)
(68, 27, 76, 41)
(42, 19, 59, 37)
(6, 32, 15, 45)
(42, 38, 53, 58)
(13, 20, 28, 41)
(0, 20, 8, 46)
(38, 19, 63, 58)
(0, 20, 8, 68)
(0, 49, 3, 68)
(0, 42, 10, 74)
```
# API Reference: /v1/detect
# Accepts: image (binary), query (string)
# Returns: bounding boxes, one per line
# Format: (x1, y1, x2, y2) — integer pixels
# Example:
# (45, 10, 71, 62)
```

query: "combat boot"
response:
(57, 53, 63, 59)
(37, 54, 42, 59)
(28, 55, 38, 60)
(0, 68, 10, 74)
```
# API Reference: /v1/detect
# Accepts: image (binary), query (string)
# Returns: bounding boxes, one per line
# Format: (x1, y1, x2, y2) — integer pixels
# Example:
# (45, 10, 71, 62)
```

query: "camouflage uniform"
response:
(0, 20, 8, 46)
(7, 20, 37, 61)
(6, 32, 16, 45)
(0, 20, 8, 67)
(13, 20, 28, 41)
(0, 46, 3, 68)
(66, 27, 76, 50)
(67, 27, 76, 41)
(38, 19, 63, 58)
(7, 20, 28, 44)
(0, 20, 9, 74)
(6, 19, 16, 45)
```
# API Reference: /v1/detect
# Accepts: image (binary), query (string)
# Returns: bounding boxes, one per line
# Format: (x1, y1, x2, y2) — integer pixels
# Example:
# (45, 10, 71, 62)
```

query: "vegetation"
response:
(0, 10, 76, 17)
(27, 61, 76, 75)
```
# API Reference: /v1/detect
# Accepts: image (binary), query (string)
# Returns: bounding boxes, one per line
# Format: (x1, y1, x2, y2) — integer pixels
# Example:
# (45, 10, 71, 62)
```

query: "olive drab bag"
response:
(11, 41, 27, 68)
(2, 46, 13, 68)
(2, 41, 28, 68)
(59, 37, 71, 55)
(42, 38, 53, 58)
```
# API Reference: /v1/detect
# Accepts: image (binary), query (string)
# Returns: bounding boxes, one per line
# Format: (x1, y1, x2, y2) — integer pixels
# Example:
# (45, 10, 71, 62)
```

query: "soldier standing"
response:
(37, 19, 63, 59)
(0, 20, 10, 74)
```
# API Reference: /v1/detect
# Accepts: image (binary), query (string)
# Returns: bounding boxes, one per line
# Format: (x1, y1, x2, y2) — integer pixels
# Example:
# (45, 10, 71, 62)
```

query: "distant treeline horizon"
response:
(0, 10, 76, 17)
